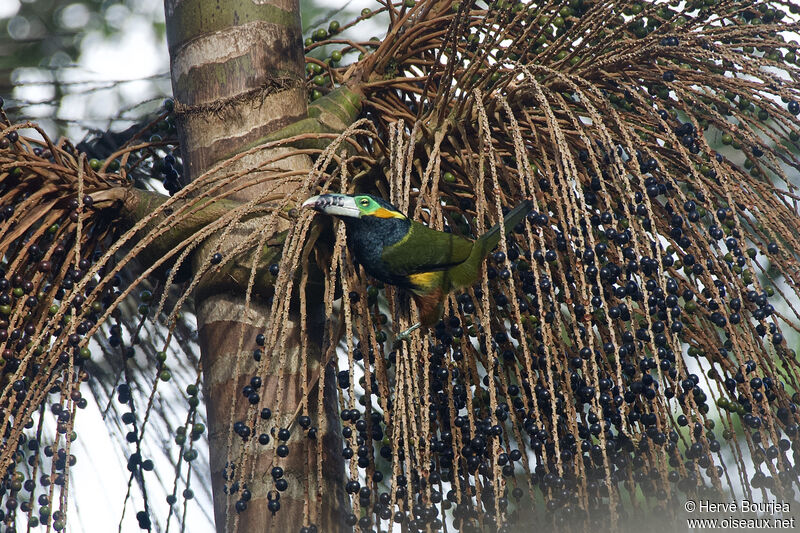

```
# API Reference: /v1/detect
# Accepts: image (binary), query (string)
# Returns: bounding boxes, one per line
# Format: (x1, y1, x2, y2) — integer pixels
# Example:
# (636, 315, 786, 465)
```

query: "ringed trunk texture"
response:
(163, 0, 348, 531)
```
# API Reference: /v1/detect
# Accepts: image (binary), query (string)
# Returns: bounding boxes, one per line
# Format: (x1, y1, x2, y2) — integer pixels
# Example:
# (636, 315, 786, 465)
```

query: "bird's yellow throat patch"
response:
(372, 207, 406, 219)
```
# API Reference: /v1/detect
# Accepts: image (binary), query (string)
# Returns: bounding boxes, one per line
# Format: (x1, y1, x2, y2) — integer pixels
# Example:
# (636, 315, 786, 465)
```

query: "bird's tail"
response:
(447, 199, 534, 292)
(475, 200, 533, 255)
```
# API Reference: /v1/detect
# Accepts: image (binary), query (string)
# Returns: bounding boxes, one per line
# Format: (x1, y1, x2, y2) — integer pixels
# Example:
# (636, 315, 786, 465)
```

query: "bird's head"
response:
(302, 193, 406, 221)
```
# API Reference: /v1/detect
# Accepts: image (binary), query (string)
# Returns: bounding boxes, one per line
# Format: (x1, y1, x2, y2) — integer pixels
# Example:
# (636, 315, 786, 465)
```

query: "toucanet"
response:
(302, 193, 533, 340)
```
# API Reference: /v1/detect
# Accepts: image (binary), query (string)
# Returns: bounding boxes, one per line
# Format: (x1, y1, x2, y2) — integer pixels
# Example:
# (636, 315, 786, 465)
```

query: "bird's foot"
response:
(392, 322, 421, 348)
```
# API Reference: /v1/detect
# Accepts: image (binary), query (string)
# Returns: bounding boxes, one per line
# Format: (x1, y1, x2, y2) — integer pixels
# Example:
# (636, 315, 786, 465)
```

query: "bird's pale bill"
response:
(302, 194, 362, 218)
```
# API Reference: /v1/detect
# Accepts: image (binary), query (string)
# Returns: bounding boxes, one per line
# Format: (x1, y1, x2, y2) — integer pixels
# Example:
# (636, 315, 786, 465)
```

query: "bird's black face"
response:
(302, 193, 411, 285)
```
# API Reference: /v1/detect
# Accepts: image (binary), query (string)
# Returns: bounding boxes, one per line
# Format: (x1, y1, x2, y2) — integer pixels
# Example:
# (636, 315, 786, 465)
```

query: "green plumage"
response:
(379, 222, 472, 281)
(303, 193, 533, 327)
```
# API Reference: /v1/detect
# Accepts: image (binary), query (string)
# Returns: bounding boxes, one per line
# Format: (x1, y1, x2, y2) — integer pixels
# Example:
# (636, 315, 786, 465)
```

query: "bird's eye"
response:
(359, 198, 370, 207)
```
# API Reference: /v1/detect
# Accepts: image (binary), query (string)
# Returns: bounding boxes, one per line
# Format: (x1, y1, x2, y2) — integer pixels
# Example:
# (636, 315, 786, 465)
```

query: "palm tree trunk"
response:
(163, 1, 348, 531)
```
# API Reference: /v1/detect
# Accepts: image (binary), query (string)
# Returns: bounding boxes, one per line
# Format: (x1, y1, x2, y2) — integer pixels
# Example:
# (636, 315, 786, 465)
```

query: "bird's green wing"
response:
(380, 221, 473, 275)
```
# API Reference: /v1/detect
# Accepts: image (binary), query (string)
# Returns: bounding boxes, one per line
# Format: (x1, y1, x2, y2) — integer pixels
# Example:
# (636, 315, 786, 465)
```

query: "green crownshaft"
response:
(303, 193, 532, 328)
